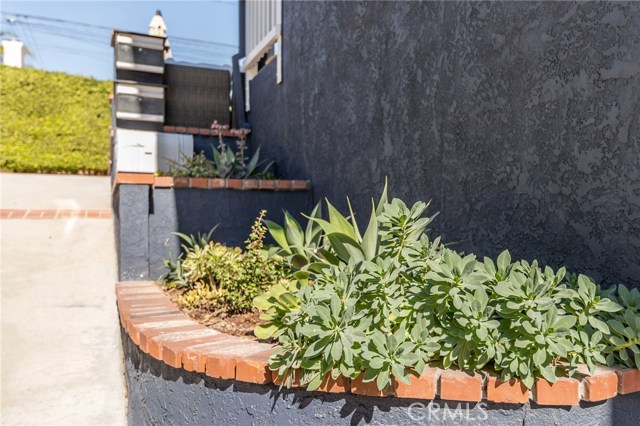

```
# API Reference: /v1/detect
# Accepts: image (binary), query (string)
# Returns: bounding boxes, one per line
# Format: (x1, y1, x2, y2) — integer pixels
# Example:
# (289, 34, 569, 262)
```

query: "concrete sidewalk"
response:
(1, 173, 111, 210)
(1, 173, 126, 426)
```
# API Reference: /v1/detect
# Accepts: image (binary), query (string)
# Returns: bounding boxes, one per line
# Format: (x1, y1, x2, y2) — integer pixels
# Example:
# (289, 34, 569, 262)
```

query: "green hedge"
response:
(0, 65, 112, 174)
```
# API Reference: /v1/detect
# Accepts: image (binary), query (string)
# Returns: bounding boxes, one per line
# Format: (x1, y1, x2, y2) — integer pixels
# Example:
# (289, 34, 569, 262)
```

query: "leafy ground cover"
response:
(161, 184, 639, 391)
(0, 65, 111, 174)
(256, 184, 640, 391)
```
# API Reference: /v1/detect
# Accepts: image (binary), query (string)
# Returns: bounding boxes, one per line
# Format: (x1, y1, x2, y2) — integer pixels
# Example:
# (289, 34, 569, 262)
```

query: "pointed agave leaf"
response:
(327, 233, 364, 263)
(259, 160, 274, 175)
(376, 178, 389, 216)
(362, 202, 379, 261)
(264, 220, 290, 252)
(346, 197, 362, 242)
(245, 146, 261, 176)
(326, 200, 356, 239)
(316, 249, 340, 266)
(305, 215, 339, 237)
(305, 202, 323, 244)
(284, 211, 305, 248)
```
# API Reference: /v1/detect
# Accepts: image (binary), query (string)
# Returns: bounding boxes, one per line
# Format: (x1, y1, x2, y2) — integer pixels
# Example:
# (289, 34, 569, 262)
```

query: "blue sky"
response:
(1, 1, 238, 80)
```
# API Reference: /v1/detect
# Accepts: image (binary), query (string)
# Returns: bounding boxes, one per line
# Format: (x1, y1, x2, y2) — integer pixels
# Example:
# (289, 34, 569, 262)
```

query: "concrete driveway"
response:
(1, 173, 126, 426)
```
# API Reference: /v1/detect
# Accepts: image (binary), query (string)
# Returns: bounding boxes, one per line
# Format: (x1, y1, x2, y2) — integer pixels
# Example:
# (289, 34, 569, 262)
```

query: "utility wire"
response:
(1, 11, 238, 49)
(1, 11, 235, 69)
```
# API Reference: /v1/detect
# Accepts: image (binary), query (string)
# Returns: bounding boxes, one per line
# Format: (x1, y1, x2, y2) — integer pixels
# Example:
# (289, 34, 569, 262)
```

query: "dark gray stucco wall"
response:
(247, 1, 640, 288)
(121, 327, 640, 426)
(114, 185, 313, 281)
(148, 187, 313, 278)
(115, 184, 151, 281)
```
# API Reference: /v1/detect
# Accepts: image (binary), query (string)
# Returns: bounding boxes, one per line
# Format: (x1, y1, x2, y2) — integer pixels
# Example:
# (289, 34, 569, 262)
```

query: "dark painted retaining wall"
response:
(114, 185, 313, 281)
(248, 1, 640, 288)
(121, 326, 640, 426)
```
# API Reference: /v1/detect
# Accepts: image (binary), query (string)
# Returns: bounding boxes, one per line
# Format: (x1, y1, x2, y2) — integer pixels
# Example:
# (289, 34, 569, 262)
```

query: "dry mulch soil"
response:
(164, 286, 263, 339)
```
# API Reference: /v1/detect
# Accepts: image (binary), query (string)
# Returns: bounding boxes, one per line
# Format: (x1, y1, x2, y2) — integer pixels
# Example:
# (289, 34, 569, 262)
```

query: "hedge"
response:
(0, 65, 112, 174)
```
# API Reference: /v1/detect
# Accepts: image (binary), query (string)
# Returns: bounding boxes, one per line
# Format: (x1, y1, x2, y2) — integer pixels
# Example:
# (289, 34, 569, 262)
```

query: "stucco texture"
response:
(248, 1, 640, 287)
(122, 329, 640, 425)
(114, 185, 313, 281)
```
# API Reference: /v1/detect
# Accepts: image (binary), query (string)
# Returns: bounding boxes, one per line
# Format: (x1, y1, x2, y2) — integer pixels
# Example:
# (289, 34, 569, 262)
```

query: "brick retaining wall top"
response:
(114, 173, 310, 192)
(116, 280, 640, 405)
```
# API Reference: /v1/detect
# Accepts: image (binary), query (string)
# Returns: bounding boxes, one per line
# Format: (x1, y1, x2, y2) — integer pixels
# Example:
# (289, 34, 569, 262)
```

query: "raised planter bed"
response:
(117, 281, 640, 425)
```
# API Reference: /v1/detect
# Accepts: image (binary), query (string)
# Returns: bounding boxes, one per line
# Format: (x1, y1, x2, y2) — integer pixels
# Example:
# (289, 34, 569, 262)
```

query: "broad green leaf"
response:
(327, 233, 364, 263)
(304, 202, 323, 244)
(284, 212, 305, 248)
(589, 316, 610, 334)
(596, 299, 623, 313)
(326, 200, 356, 239)
(533, 349, 546, 366)
(497, 250, 511, 272)
(306, 373, 324, 391)
(254, 323, 278, 339)
(539, 365, 556, 383)
(376, 369, 390, 390)
(264, 220, 291, 251)
(331, 340, 343, 362)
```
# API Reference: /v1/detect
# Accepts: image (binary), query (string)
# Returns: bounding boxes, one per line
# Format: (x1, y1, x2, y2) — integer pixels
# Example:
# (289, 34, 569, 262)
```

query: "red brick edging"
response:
(1, 209, 112, 219)
(114, 173, 310, 192)
(116, 281, 640, 405)
(162, 125, 251, 138)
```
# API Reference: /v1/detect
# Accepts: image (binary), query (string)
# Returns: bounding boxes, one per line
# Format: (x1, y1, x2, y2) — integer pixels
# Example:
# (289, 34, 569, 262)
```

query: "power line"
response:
(1, 11, 238, 49)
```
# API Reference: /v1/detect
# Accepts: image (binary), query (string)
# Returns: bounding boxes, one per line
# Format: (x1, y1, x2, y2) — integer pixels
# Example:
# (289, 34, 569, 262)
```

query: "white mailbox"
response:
(115, 129, 194, 173)
(115, 129, 158, 173)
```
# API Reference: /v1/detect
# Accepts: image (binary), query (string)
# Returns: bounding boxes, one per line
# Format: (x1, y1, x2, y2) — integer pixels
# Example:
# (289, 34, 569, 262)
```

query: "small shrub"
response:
(256, 183, 640, 391)
(162, 211, 287, 314)
(177, 282, 223, 310)
(166, 152, 217, 178)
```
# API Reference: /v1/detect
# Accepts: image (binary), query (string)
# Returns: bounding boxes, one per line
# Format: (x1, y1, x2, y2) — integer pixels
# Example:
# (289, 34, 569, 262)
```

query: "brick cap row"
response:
(116, 280, 640, 405)
(113, 173, 311, 191)
(162, 125, 251, 138)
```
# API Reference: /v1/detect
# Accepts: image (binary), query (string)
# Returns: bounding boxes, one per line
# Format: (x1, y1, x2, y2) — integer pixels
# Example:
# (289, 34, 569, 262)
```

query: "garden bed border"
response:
(113, 172, 310, 192)
(116, 280, 640, 406)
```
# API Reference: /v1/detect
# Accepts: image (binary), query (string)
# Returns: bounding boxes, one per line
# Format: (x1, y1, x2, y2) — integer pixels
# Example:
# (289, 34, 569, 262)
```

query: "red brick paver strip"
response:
(0, 209, 112, 219)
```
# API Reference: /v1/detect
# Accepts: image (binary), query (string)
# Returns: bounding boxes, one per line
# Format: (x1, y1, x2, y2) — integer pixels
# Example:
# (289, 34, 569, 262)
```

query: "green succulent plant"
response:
(255, 182, 640, 392)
